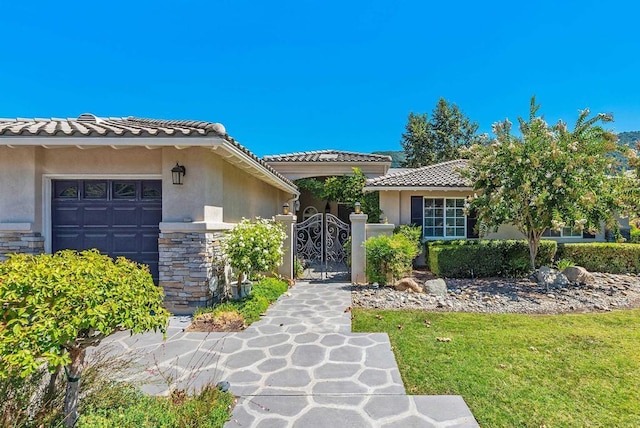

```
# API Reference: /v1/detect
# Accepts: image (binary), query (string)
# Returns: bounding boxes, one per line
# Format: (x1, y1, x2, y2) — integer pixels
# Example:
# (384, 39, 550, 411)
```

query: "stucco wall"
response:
(379, 189, 610, 242)
(0, 147, 37, 225)
(222, 160, 287, 222)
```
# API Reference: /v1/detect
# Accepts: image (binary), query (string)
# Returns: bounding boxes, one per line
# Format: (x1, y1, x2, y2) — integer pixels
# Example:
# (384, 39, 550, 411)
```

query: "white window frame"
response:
(542, 227, 583, 239)
(423, 197, 467, 239)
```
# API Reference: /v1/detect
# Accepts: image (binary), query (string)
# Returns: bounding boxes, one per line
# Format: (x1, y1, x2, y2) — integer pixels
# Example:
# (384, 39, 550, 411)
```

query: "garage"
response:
(51, 179, 162, 282)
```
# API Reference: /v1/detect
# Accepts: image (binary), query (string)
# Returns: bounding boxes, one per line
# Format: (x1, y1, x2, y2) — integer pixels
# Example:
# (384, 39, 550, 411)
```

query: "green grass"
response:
(353, 308, 640, 427)
(194, 277, 289, 324)
(77, 383, 234, 428)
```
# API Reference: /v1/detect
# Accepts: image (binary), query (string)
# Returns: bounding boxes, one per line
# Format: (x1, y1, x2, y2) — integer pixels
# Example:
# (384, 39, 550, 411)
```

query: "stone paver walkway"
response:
(102, 281, 478, 427)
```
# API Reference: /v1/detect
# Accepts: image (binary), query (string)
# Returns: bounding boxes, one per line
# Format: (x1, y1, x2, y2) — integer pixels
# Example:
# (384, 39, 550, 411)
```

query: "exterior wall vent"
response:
(77, 113, 101, 123)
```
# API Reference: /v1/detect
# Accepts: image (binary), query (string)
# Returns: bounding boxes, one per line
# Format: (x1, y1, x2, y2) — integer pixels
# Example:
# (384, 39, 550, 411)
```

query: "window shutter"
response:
(466, 209, 479, 239)
(410, 196, 423, 229)
(582, 230, 596, 239)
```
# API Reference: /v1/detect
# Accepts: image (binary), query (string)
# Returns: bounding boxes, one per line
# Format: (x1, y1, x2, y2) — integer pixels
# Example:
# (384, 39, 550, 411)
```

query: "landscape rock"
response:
(352, 272, 640, 315)
(562, 266, 595, 284)
(538, 266, 570, 288)
(423, 278, 448, 298)
(394, 277, 423, 293)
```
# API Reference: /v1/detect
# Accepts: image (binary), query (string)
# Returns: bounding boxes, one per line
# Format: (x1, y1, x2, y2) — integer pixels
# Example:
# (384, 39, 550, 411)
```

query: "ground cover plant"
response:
(353, 308, 640, 427)
(190, 277, 289, 331)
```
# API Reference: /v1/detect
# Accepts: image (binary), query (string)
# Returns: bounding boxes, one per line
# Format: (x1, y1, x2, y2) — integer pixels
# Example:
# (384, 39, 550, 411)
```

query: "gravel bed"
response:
(352, 272, 640, 314)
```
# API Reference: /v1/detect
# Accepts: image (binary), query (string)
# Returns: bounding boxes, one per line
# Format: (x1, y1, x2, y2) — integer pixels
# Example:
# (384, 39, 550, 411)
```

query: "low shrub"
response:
(630, 223, 640, 244)
(364, 232, 420, 285)
(428, 239, 557, 278)
(193, 277, 288, 328)
(557, 243, 640, 273)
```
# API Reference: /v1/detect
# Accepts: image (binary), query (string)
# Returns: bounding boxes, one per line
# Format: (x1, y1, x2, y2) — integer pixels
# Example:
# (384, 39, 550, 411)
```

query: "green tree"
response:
(0, 250, 169, 427)
(401, 98, 481, 167)
(464, 97, 624, 269)
(296, 168, 381, 222)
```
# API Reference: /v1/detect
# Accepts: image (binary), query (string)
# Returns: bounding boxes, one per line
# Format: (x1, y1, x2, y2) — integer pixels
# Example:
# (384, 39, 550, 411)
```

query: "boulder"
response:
(562, 266, 595, 284)
(537, 266, 569, 288)
(394, 277, 423, 293)
(424, 278, 448, 298)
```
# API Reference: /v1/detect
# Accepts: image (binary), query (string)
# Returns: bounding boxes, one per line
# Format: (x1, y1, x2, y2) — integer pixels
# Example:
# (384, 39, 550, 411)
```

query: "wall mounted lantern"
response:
(282, 203, 290, 215)
(354, 202, 361, 214)
(171, 163, 186, 185)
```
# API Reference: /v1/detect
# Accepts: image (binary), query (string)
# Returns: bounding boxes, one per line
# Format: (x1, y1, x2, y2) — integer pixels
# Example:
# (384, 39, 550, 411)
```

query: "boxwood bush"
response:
(557, 243, 640, 274)
(427, 239, 557, 278)
(364, 232, 420, 285)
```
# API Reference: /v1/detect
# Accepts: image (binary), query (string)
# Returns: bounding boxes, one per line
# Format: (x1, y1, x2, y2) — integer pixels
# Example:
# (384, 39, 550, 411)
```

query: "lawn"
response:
(353, 308, 640, 427)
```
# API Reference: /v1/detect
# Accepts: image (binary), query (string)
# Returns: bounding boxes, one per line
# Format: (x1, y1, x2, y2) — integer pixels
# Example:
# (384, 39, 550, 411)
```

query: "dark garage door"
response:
(52, 180, 162, 282)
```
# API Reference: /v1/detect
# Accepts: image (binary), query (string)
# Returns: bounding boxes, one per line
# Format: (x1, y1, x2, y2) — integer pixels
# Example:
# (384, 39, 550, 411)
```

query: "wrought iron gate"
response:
(295, 213, 350, 280)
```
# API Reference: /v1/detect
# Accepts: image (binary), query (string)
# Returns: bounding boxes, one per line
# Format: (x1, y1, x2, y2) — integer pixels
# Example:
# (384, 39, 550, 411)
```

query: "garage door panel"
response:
(141, 206, 162, 225)
(52, 180, 161, 283)
(52, 206, 81, 225)
(113, 206, 138, 227)
(113, 232, 139, 252)
(83, 206, 109, 226)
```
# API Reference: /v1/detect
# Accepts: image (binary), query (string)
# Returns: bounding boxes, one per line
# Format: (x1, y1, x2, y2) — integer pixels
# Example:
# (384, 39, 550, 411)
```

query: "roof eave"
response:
(363, 185, 472, 192)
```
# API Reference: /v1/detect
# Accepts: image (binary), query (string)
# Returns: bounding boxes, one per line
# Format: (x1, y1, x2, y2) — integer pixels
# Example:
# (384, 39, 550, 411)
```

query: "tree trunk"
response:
(527, 232, 540, 271)
(63, 347, 85, 427)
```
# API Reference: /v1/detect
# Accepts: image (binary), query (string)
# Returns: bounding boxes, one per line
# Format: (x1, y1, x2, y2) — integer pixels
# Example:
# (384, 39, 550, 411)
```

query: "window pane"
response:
(143, 181, 162, 199)
(424, 199, 435, 208)
(563, 227, 582, 237)
(425, 218, 434, 226)
(456, 199, 465, 207)
(456, 217, 465, 226)
(433, 227, 443, 237)
(424, 208, 433, 217)
(446, 227, 455, 236)
(455, 227, 465, 236)
(435, 218, 443, 227)
(434, 199, 444, 207)
(84, 182, 107, 199)
(445, 199, 455, 207)
(456, 208, 464, 217)
(446, 208, 455, 217)
(434, 208, 443, 217)
(113, 182, 136, 199)
(54, 181, 78, 199)
(425, 227, 434, 237)
(446, 217, 455, 226)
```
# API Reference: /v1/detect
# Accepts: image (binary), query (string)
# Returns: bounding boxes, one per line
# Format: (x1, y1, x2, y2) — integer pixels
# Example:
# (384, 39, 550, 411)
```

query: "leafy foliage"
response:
(427, 239, 557, 278)
(222, 218, 287, 286)
(193, 277, 288, 326)
(464, 97, 626, 268)
(401, 98, 482, 167)
(77, 384, 234, 428)
(294, 167, 381, 222)
(0, 250, 169, 377)
(557, 243, 640, 274)
(364, 232, 420, 284)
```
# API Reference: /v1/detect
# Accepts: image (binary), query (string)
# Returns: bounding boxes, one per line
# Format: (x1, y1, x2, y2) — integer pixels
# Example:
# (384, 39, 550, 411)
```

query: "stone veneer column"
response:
(350, 213, 368, 284)
(158, 229, 227, 315)
(275, 214, 297, 280)
(0, 224, 45, 260)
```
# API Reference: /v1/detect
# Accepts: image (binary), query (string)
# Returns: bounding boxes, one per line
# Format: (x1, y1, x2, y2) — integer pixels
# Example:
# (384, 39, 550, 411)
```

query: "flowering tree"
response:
(223, 218, 287, 297)
(464, 97, 625, 269)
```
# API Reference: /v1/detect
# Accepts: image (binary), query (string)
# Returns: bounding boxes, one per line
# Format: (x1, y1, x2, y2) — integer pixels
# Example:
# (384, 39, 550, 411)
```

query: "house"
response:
(0, 115, 298, 314)
(363, 159, 612, 242)
(264, 150, 391, 223)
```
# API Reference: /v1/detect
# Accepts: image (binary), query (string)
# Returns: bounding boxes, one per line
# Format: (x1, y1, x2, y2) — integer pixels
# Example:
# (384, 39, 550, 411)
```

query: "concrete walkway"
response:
(102, 281, 478, 427)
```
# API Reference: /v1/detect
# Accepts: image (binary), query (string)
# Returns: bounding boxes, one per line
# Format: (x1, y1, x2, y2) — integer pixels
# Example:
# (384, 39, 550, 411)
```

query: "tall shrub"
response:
(0, 250, 169, 427)
(222, 218, 287, 297)
(364, 233, 420, 285)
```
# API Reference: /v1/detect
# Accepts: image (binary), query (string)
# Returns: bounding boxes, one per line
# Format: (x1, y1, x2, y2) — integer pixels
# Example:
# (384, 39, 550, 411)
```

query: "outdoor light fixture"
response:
(282, 203, 290, 215)
(171, 163, 186, 185)
(354, 202, 361, 214)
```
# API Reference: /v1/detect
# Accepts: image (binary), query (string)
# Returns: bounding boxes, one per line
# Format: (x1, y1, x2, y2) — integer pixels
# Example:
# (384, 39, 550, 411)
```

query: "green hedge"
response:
(427, 240, 557, 278)
(558, 243, 640, 274)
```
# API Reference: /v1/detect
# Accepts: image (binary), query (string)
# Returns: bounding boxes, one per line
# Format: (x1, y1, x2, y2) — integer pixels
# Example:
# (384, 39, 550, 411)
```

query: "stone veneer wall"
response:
(158, 231, 227, 315)
(0, 232, 45, 260)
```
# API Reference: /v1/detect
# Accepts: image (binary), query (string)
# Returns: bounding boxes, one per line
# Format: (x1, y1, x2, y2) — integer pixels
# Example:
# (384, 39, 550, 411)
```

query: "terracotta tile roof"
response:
(263, 150, 392, 163)
(365, 159, 470, 188)
(0, 115, 295, 189)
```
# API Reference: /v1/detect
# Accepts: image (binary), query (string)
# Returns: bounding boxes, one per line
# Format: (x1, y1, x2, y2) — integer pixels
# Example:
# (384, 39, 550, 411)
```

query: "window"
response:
(542, 227, 583, 238)
(424, 198, 466, 238)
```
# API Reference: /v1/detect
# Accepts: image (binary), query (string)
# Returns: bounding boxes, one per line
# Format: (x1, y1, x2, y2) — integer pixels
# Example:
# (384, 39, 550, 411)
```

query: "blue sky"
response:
(1, 1, 638, 157)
